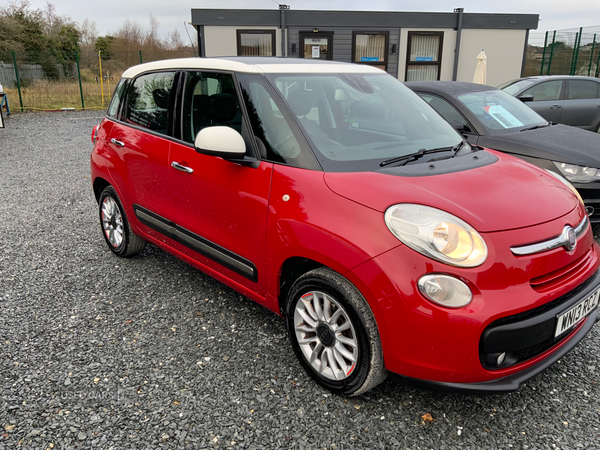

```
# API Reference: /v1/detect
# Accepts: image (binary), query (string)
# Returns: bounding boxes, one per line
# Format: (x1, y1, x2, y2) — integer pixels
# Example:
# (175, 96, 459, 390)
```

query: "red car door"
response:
(109, 71, 178, 243)
(169, 71, 273, 296)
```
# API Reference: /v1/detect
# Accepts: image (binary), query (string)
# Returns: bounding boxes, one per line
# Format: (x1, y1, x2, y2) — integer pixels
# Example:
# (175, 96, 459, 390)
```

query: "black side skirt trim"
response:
(133, 204, 258, 282)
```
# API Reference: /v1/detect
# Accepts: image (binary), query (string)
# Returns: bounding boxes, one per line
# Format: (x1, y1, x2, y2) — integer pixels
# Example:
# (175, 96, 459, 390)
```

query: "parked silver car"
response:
(499, 76, 600, 133)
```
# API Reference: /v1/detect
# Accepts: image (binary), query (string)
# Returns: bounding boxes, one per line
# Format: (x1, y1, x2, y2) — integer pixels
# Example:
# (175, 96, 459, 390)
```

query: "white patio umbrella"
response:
(473, 50, 487, 84)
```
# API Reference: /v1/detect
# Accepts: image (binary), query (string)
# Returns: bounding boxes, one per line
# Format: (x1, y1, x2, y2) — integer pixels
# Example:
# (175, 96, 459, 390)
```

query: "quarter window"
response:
(107, 79, 129, 120)
(237, 30, 276, 56)
(405, 32, 443, 81)
(125, 72, 176, 135)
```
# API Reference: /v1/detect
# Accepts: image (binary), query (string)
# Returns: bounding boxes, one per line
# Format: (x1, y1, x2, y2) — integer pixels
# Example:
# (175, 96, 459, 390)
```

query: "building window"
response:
(237, 30, 276, 56)
(352, 31, 389, 71)
(405, 32, 443, 81)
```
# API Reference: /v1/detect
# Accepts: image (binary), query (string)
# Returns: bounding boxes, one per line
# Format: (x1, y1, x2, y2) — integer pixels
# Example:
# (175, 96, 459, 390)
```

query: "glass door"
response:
(299, 33, 333, 60)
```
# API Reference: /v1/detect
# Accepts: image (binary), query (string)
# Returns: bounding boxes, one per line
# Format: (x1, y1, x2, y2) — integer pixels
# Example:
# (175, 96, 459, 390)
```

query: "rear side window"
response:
(107, 79, 129, 119)
(567, 80, 600, 100)
(125, 72, 176, 135)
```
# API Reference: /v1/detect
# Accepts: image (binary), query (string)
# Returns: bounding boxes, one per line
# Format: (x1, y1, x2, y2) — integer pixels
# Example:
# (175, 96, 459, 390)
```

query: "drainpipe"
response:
(280, 4, 290, 57)
(452, 8, 464, 81)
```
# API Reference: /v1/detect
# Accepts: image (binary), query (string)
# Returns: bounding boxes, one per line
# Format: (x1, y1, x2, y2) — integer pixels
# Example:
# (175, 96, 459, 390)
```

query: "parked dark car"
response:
(405, 81, 600, 222)
(498, 76, 600, 133)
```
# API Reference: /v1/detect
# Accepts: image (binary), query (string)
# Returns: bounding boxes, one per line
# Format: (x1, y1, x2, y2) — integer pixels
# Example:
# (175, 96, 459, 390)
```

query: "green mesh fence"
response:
(0, 48, 195, 112)
(527, 27, 600, 78)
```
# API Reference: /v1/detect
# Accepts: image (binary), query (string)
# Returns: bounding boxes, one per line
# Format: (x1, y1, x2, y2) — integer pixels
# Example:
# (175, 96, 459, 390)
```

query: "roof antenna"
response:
(184, 21, 198, 57)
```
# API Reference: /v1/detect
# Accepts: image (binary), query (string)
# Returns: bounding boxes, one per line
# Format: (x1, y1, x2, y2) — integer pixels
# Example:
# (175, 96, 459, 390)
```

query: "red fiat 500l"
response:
(91, 58, 600, 395)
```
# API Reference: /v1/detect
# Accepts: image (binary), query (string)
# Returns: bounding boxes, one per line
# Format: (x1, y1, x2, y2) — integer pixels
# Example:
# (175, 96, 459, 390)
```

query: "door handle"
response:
(549, 105, 562, 109)
(171, 161, 194, 174)
(110, 138, 125, 147)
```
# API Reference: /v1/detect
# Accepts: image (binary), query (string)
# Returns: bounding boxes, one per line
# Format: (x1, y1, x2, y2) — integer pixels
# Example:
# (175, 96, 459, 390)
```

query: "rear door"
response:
(561, 79, 600, 130)
(520, 79, 565, 123)
(108, 71, 178, 243)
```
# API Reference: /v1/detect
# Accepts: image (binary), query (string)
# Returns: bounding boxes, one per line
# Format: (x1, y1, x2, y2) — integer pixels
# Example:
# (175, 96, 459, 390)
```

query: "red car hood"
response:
(324, 151, 579, 232)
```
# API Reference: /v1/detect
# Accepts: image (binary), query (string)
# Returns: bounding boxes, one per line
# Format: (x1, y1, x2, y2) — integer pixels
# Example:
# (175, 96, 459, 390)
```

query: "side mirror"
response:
(518, 94, 534, 103)
(195, 126, 246, 159)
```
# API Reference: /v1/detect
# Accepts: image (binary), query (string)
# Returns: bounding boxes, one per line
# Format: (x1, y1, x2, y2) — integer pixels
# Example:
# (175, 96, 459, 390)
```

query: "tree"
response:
(95, 35, 114, 60)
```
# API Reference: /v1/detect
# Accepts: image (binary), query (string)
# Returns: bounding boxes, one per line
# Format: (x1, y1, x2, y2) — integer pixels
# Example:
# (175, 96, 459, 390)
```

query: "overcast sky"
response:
(22, 0, 600, 41)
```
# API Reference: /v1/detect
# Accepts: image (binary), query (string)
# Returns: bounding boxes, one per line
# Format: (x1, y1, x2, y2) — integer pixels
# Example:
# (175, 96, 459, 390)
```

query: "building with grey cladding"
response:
(190, 7, 539, 87)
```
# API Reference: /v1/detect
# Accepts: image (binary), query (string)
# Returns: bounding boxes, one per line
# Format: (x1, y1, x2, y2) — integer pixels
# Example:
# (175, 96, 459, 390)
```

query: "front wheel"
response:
(285, 267, 386, 396)
(98, 186, 146, 257)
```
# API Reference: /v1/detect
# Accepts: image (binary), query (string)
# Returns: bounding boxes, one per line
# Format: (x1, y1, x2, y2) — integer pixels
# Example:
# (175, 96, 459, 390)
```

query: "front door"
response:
(169, 71, 273, 294)
(300, 33, 333, 60)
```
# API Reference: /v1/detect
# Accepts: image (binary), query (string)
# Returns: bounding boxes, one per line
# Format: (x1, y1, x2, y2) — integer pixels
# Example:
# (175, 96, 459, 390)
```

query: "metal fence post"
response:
(588, 34, 597, 77)
(596, 46, 600, 77)
(139, 50, 143, 64)
(547, 31, 557, 75)
(570, 29, 582, 75)
(12, 51, 23, 112)
(540, 31, 549, 76)
(76, 51, 85, 110)
(98, 51, 104, 108)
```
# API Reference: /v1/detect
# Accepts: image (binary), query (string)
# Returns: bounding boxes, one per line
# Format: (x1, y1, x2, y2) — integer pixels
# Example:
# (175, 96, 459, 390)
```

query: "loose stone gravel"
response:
(1, 111, 599, 449)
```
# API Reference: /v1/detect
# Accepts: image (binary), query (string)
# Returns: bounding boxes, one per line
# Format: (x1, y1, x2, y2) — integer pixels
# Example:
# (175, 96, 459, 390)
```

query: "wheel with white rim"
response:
(285, 267, 386, 396)
(98, 186, 145, 257)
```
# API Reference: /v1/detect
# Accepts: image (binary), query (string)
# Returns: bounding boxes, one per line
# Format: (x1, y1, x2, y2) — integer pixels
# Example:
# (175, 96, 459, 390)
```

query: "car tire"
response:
(285, 267, 386, 396)
(98, 186, 146, 257)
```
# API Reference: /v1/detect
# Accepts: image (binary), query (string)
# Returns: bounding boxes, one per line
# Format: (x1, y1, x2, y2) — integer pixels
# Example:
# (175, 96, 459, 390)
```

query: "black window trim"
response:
(236, 29, 276, 57)
(351, 30, 390, 72)
(405, 31, 444, 82)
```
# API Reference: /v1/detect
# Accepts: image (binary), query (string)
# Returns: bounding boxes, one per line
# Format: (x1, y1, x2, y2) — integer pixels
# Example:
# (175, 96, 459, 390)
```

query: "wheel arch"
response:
(93, 177, 111, 203)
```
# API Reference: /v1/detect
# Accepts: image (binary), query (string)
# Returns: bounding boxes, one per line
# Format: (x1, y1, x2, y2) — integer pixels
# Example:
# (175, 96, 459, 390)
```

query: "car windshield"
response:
(456, 89, 548, 133)
(263, 73, 462, 169)
(499, 79, 538, 96)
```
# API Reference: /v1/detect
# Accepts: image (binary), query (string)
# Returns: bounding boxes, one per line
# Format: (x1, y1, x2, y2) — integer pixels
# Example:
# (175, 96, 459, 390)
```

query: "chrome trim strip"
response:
(511, 216, 589, 256)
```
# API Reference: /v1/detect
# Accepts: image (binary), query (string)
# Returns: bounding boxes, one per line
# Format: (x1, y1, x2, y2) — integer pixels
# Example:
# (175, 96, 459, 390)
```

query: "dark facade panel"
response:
(191, 9, 280, 26)
(192, 9, 539, 31)
(287, 27, 400, 77)
(462, 13, 539, 30)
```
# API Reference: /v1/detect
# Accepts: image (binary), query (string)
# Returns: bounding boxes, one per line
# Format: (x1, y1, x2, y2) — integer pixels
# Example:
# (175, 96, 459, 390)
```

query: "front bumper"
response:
(389, 280, 600, 393)
(346, 205, 599, 387)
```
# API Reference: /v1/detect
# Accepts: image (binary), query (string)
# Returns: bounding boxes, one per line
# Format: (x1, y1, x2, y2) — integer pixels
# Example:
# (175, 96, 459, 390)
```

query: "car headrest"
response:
(193, 94, 210, 117)
(209, 93, 237, 122)
(152, 89, 170, 109)
(287, 90, 312, 116)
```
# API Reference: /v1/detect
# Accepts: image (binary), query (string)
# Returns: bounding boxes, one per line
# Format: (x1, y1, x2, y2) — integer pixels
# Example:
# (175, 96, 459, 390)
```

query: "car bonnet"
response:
(324, 150, 579, 233)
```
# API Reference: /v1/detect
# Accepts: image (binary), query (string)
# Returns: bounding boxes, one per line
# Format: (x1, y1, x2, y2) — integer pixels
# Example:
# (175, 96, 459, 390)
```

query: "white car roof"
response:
(121, 57, 384, 78)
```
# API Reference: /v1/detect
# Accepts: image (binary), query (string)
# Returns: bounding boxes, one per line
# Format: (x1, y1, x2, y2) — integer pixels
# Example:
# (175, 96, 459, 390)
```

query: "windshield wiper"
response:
(520, 123, 551, 132)
(379, 142, 465, 167)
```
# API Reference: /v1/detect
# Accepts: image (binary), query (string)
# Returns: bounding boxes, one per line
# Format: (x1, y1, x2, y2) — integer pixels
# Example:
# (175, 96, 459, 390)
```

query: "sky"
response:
(19, 0, 600, 41)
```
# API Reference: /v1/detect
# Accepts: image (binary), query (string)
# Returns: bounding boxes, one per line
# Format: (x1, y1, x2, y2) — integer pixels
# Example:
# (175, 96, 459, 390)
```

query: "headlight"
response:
(553, 162, 600, 183)
(545, 169, 584, 205)
(384, 204, 488, 267)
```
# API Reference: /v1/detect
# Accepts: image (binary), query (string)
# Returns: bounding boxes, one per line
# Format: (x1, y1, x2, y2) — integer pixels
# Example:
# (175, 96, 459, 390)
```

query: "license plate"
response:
(555, 288, 600, 337)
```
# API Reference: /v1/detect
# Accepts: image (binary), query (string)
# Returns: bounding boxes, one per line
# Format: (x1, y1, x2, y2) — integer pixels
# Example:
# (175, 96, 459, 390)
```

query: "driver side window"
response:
(181, 72, 243, 145)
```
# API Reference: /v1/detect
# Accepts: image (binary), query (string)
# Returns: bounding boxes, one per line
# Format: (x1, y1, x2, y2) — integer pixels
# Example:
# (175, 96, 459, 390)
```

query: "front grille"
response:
(479, 271, 599, 371)
(530, 249, 595, 293)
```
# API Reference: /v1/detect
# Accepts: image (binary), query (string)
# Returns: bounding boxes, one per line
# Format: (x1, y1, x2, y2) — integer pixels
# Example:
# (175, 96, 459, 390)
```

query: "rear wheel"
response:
(99, 186, 145, 257)
(285, 267, 386, 396)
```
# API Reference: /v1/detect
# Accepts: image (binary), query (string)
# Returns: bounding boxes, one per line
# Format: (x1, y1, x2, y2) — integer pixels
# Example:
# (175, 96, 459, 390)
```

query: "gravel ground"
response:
(1, 111, 599, 450)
